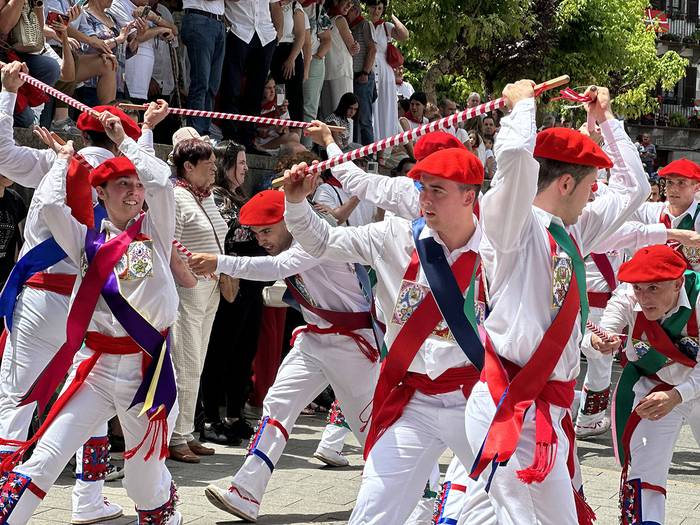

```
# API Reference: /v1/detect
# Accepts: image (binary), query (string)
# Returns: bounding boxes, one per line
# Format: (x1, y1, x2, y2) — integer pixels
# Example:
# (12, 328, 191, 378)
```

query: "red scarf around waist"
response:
(587, 291, 611, 309)
(289, 323, 379, 362)
(25, 273, 77, 296)
(364, 366, 480, 459)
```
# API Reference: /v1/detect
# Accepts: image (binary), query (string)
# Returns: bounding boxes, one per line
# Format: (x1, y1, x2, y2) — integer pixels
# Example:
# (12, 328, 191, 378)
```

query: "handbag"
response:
(186, 188, 239, 304)
(7, 0, 45, 54)
(383, 23, 403, 69)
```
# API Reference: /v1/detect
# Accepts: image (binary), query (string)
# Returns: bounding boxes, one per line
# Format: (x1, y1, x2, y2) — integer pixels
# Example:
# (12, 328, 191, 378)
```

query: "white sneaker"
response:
(313, 447, 349, 467)
(575, 414, 611, 439)
(205, 484, 260, 522)
(71, 498, 124, 524)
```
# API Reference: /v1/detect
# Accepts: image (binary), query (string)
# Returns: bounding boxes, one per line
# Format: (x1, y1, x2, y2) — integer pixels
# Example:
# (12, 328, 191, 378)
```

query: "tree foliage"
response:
(392, 0, 687, 117)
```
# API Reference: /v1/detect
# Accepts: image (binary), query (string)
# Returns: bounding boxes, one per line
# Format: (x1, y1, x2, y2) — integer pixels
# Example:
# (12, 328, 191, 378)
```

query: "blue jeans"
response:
(353, 71, 375, 145)
(181, 12, 226, 135)
(14, 51, 60, 128)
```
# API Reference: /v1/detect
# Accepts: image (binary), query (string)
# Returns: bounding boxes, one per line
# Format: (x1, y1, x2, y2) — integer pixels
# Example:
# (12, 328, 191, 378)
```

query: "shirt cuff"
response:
(674, 382, 696, 404)
(327, 142, 342, 157)
(645, 222, 668, 245)
(215, 254, 229, 276)
(0, 90, 17, 117)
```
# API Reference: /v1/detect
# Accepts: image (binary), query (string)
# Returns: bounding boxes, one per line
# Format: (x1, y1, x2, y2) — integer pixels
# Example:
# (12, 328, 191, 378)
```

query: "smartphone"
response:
(140, 5, 151, 18)
(47, 11, 69, 25)
(74, 0, 89, 7)
(367, 161, 379, 174)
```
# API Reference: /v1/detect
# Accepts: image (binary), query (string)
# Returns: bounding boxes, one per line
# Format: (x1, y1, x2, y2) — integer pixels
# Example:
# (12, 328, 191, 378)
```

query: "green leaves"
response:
(396, 0, 688, 117)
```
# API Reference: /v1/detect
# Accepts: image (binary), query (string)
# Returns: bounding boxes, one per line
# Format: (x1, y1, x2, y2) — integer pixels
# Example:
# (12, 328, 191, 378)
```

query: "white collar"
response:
(418, 214, 482, 256)
(665, 200, 699, 220)
(533, 205, 567, 230)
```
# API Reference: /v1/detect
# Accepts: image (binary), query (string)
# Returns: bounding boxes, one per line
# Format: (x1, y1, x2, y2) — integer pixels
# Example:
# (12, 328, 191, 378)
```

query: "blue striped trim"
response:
(438, 519, 458, 525)
(251, 449, 274, 473)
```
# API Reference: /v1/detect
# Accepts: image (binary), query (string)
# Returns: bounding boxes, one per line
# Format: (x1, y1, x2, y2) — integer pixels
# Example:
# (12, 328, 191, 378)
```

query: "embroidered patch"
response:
(115, 240, 154, 280)
(682, 245, 700, 266)
(631, 339, 653, 360)
(475, 300, 486, 325)
(551, 254, 573, 309)
(78, 436, 110, 481)
(391, 279, 453, 341)
(677, 336, 699, 361)
(290, 274, 317, 307)
(328, 400, 350, 429)
(137, 481, 179, 524)
(0, 471, 32, 521)
(620, 478, 642, 525)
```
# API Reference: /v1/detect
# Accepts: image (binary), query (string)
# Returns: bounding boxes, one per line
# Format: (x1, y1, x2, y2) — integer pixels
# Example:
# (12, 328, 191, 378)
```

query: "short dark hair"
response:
(410, 92, 428, 106)
(83, 130, 112, 150)
(173, 139, 214, 179)
(399, 99, 410, 113)
(395, 156, 416, 174)
(535, 157, 596, 194)
(483, 116, 495, 125)
(334, 92, 359, 118)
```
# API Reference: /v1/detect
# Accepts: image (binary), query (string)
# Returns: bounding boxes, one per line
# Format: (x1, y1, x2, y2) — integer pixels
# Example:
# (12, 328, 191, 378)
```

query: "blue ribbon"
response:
(84, 229, 176, 417)
(411, 217, 484, 370)
(0, 238, 67, 331)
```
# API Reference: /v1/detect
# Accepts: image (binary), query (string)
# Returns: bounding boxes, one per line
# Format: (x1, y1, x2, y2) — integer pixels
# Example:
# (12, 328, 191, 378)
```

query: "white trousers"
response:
(435, 456, 470, 525)
(316, 422, 351, 454)
(464, 381, 579, 525)
(232, 328, 379, 502)
(7, 346, 178, 524)
(349, 389, 497, 525)
(0, 287, 107, 515)
(623, 376, 698, 524)
(171, 278, 219, 446)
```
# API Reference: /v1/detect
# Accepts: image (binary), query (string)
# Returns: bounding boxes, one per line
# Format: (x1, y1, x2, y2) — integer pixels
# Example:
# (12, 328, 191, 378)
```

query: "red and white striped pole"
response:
(271, 75, 571, 186)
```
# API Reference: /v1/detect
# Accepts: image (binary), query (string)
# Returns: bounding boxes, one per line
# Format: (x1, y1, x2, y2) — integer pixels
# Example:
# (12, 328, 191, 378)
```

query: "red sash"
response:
(590, 252, 616, 291)
(363, 249, 478, 458)
(587, 291, 611, 309)
(471, 231, 595, 524)
(25, 273, 77, 296)
(289, 323, 379, 363)
(633, 314, 698, 368)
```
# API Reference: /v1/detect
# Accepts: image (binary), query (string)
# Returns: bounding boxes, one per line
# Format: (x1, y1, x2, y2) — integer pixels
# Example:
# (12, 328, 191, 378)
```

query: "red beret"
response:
(534, 127, 612, 169)
(408, 148, 484, 186)
(413, 131, 466, 161)
(658, 158, 700, 181)
(77, 106, 142, 141)
(239, 190, 285, 226)
(89, 157, 138, 187)
(618, 245, 687, 283)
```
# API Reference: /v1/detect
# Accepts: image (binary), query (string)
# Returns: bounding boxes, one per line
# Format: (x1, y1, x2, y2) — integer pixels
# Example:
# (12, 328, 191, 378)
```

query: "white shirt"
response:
(480, 98, 650, 382)
(313, 182, 376, 227)
(601, 283, 700, 403)
(278, 1, 303, 43)
(216, 240, 369, 328)
(35, 137, 179, 335)
(585, 221, 667, 295)
(326, 142, 419, 220)
(225, 0, 280, 46)
(285, 200, 482, 379)
(183, 0, 224, 16)
(396, 80, 414, 100)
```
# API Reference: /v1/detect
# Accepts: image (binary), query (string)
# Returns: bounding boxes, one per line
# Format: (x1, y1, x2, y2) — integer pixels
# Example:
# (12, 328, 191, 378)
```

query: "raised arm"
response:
(578, 90, 651, 254)
(35, 146, 88, 266)
(480, 83, 539, 252)
(0, 63, 57, 187)
(309, 124, 420, 218)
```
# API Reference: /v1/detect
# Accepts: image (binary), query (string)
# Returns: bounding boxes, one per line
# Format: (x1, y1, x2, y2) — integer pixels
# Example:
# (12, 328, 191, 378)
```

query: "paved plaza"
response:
(29, 362, 700, 525)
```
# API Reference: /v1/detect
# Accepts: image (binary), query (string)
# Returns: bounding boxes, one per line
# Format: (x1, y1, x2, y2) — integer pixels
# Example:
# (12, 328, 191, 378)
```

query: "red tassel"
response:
(516, 440, 557, 484)
(124, 413, 169, 462)
(574, 488, 596, 525)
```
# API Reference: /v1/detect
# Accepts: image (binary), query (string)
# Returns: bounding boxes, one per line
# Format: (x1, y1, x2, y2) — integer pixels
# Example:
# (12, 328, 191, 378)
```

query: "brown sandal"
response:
(169, 444, 200, 463)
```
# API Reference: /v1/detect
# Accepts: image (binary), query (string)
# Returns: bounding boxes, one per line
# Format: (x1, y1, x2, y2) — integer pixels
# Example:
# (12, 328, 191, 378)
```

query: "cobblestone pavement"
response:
(30, 362, 700, 524)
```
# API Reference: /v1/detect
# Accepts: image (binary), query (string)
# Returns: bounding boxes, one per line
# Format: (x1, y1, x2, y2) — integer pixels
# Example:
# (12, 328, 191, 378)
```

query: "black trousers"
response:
(201, 279, 266, 422)
(270, 42, 304, 122)
(219, 32, 277, 147)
